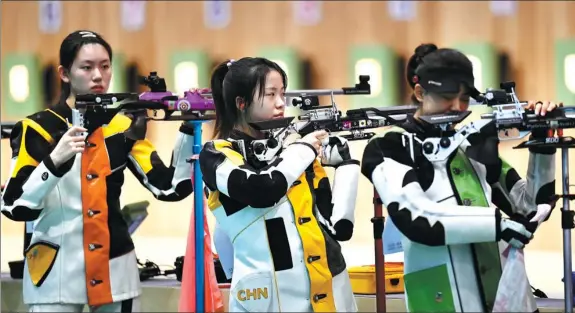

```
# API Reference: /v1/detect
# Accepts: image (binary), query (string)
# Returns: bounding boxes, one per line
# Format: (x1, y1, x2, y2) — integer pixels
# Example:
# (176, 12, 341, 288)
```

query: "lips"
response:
(91, 86, 104, 92)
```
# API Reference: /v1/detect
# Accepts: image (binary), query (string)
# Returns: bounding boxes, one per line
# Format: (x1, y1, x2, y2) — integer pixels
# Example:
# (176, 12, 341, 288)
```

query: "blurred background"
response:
(1, 0, 574, 299)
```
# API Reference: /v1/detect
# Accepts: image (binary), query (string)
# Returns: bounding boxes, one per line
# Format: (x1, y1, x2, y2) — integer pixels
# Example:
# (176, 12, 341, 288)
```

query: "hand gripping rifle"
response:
(74, 71, 215, 140)
(245, 75, 418, 163)
(416, 81, 575, 312)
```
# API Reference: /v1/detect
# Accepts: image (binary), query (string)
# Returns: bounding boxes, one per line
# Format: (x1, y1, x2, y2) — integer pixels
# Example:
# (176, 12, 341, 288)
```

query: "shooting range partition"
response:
(169, 50, 211, 95)
(348, 45, 400, 109)
(108, 53, 127, 93)
(554, 38, 575, 104)
(1, 53, 44, 120)
(169, 50, 211, 313)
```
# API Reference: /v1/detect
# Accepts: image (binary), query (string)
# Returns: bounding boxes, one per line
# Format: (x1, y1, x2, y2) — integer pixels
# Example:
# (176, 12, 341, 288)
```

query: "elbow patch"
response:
(333, 219, 353, 241)
(314, 177, 333, 221)
(535, 181, 557, 205)
(227, 169, 288, 208)
(387, 201, 446, 246)
(3, 165, 35, 206)
(1, 205, 42, 222)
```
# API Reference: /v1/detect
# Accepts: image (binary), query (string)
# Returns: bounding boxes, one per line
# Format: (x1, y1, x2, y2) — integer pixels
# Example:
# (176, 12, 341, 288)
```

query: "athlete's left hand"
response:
(526, 195, 559, 226)
(189, 87, 211, 94)
(525, 100, 563, 116)
(320, 135, 352, 167)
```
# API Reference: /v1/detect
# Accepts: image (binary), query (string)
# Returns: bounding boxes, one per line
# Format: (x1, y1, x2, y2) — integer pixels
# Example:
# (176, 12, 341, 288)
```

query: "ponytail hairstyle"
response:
(406, 43, 475, 104)
(210, 57, 287, 139)
(58, 30, 113, 103)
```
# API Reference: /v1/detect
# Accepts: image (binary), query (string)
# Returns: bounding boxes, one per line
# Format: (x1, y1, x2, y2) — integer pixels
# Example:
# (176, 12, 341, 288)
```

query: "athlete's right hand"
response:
(498, 218, 534, 249)
(298, 130, 328, 155)
(49, 126, 87, 168)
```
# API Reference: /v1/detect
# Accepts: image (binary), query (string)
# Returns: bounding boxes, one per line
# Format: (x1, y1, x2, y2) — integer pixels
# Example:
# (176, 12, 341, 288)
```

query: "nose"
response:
(92, 68, 102, 81)
(450, 98, 464, 112)
(276, 96, 286, 109)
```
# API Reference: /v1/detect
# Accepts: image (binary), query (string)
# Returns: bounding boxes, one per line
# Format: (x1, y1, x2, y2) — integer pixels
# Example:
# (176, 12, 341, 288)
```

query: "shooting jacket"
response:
(1, 100, 195, 306)
(199, 130, 359, 312)
(361, 115, 556, 312)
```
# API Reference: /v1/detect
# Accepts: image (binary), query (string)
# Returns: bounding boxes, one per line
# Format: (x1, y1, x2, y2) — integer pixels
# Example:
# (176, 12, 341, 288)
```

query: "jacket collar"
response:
(49, 98, 73, 122)
(228, 129, 259, 142)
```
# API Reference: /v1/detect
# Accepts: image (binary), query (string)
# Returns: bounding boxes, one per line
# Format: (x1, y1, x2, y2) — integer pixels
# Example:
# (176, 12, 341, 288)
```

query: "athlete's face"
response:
(59, 43, 112, 96)
(414, 83, 471, 115)
(247, 70, 286, 122)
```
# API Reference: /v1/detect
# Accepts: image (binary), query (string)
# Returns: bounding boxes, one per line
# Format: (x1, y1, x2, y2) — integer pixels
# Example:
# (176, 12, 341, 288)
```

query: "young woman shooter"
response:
(361, 43, 560, 313)
(199, 57, 359, 312)
(1, 30, 195, 312)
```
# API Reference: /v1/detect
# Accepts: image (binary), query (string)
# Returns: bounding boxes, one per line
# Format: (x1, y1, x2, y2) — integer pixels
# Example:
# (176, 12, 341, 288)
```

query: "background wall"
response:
(1, 1, 574, 264)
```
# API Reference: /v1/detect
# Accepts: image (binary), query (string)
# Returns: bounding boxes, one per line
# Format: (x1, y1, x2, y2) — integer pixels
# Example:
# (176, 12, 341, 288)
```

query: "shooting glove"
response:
(123, 113, 150, 141)
(497, 213, 535, 249)
(527, 204, 554, 225)
(522, 195, 558, 231)
(320, 135, 352, 167)
(525, 195, 558, 227)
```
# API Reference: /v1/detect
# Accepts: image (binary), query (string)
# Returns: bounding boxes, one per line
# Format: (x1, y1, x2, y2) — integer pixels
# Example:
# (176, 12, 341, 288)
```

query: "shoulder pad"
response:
(368, 125, 407, 143)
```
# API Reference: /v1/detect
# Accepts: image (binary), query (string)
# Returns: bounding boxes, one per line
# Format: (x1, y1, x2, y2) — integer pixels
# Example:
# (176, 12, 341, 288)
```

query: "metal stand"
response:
(560, 146, 574, 313)
(371, 188, 387, 313)
(192, 121, 207, 313)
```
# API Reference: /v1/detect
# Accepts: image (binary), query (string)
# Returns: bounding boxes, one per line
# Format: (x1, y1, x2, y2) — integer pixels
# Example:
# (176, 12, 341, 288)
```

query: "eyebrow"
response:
(79, 59, 110, 64)
(265, 86, 285, 91)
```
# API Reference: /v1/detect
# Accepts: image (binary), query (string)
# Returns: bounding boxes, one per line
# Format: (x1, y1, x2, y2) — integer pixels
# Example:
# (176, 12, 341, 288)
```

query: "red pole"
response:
(371, 188, 387, 313)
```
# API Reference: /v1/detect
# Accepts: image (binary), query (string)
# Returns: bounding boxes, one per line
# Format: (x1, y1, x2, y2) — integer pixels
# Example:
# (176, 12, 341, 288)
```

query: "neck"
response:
(66, 94, 76, 109)
(413, 108, 422, 120)
(235, 124, 263, 139)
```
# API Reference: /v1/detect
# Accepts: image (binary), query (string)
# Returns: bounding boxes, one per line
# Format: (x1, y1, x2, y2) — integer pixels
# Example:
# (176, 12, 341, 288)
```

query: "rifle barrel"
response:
(285, 89, 348, 97)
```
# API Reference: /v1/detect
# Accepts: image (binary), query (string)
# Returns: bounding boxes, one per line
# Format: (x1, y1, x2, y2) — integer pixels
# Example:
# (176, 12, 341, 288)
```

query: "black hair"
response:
(210, 57, 288, 139)
(406, 43, 473, 104)
(58, 30, 113, 103)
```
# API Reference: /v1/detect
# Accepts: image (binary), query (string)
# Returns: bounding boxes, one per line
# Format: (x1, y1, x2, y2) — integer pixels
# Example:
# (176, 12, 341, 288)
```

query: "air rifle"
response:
(246, 75, 418, 162)
(74, 71, 215, 138)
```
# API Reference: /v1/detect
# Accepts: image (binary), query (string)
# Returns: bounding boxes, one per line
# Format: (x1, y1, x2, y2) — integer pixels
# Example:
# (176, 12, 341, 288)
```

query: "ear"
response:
(235, 96, 245, 111)
(414, 84, 425, 102)
(58, 65, 70, 83)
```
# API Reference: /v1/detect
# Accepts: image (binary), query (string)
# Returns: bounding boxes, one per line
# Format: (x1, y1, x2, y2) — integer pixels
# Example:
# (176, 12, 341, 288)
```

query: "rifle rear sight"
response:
(479, 81, 520, 107)
(139, 72, 168, 93)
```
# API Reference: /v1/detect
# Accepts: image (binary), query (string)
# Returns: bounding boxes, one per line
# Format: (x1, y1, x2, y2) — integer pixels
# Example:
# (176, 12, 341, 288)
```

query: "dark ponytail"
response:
(210, 57, 287, 139)
(406, 43, 438, 104)
(211, 60, 232, 139)
(58, 30, 113, 103)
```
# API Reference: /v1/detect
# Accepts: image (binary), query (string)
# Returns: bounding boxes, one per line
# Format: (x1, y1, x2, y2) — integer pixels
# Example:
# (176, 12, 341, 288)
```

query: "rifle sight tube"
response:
(285, 89, 348, 97)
